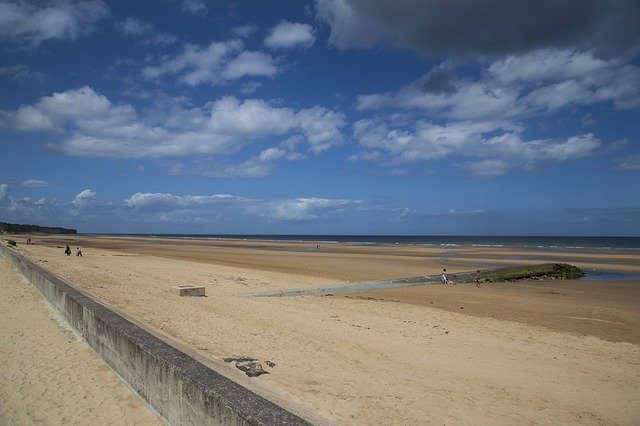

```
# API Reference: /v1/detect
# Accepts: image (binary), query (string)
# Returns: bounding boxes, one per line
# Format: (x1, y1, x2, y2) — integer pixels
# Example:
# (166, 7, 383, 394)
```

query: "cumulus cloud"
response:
(71, 189, 97, 207)
(357, 50, 640, 121)
(352, 117, 600, 175)
(350, 48, 637, 176)
(0, 87, 345, 170)
(124, 192, 240, 212)
(142, 40, 277, 85)
(264, 21, 315, 49)
(315, 0, 640, 59)
(0, 0, 109, 46)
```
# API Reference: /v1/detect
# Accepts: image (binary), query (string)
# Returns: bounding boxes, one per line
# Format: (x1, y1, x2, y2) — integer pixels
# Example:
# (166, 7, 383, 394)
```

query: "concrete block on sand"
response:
(170, 285, 205, 296)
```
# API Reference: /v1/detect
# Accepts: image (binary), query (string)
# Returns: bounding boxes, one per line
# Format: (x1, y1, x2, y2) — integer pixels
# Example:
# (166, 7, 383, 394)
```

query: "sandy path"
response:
(8, 237, 640, 424)
(0, 255, 162, 425)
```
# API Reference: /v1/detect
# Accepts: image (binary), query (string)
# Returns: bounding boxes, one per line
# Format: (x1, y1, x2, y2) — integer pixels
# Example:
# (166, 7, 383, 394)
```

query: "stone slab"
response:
(253, 271, 478, 298)
(170, 285, 205, 296)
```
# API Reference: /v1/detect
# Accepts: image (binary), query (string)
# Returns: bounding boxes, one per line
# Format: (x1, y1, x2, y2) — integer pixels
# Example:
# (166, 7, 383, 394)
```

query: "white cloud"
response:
(0, 183, 7, 201)
(142, 40, 277, 86)
(0, 88, 345, 169)
(350, 48, 635, 177)
(357, 49, 640, 122)
(22, 180, 53, 187)
(491, 50, 640, 112)
(207, 97, 344, 154)
(72, 189, 97, 207)
(123, 192, 362, 224)
(221, 51, 278, 80)
(252, 197, 360, 222)
(0, 0, 109, 46)
(0, 86, 135, 133)
(352, 116, 600, 174)
(264, 21, 315, 49)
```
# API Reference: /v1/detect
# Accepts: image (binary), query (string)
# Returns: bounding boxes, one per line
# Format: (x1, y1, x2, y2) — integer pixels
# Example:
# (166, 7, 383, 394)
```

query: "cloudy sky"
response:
(0, 0, 639, 235)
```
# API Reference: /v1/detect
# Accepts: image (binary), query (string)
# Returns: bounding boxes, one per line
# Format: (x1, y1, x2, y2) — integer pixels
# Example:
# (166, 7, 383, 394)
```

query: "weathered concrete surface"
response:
(0, 245, 310, 425)
(170, 285, 206, 296)
(253, 271, 478, 298)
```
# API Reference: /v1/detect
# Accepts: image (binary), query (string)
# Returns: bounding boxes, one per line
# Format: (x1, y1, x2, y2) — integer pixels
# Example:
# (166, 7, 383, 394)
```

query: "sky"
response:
(0, 0, 639, 236)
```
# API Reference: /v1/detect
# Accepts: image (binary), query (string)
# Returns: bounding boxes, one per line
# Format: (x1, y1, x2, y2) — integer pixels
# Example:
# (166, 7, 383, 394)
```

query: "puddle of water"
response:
(583, 270, 640, 281)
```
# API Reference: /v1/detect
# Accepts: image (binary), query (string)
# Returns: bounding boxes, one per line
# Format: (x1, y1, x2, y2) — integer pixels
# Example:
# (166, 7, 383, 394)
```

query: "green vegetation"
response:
(6, 239, 17, 247)
(0, 221, 77, 235)
(482, 263, 584, 282)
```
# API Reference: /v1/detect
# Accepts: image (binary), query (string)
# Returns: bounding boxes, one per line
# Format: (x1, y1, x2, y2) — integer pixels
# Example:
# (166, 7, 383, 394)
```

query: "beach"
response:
(4, 234, 640, 424)
(0, 253, 162, 425)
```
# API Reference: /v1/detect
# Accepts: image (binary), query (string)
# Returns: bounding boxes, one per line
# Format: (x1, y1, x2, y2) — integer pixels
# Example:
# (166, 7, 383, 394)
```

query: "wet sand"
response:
(5, 234, 640, 424)
(347, 279, 640, 345)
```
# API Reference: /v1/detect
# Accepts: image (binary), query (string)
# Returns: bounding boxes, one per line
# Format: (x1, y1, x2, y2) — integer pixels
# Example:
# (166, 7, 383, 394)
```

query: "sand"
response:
(5, 235, 640, 424)
(0, 254, 162, 425)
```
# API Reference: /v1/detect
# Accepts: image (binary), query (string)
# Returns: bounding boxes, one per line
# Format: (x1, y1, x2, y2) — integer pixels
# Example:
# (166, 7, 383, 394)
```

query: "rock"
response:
(224, 356, 269, 377)
(236, 361, 268, 377)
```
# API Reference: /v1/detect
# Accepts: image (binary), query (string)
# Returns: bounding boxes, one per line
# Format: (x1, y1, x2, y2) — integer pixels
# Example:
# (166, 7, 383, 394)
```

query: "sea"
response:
(96, 234, 640, 251)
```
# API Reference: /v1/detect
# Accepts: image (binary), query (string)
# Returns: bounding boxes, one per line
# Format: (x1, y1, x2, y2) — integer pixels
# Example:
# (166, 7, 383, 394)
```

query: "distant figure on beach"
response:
(65, 245, 71, 256)
(76, 247, 83, 257)
(476, 270, 481, 287)
(442, 268, 455, 285)
(26, 238, 31, 244)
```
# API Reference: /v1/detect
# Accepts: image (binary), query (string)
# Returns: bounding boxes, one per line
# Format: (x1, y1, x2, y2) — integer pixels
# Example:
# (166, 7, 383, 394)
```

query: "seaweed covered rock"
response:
(224, 355, 272, 377)
(483, 263, 584, 282)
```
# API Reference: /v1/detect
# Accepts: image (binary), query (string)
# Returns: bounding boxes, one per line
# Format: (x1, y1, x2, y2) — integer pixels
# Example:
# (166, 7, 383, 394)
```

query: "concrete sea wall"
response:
(0, 246, 309, 425)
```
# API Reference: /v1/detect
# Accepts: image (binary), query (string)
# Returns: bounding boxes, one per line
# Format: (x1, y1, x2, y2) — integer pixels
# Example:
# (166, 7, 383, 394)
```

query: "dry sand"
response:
(6, 235, 640, 424)
(0, 254, 162, 425)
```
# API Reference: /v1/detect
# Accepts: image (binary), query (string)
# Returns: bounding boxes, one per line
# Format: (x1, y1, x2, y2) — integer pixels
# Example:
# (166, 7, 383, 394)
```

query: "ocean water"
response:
(98, 234, 640, 251)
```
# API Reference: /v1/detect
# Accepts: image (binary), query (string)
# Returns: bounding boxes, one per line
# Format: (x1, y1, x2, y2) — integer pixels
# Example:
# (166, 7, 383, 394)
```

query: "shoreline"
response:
(4, 234, 640, 424)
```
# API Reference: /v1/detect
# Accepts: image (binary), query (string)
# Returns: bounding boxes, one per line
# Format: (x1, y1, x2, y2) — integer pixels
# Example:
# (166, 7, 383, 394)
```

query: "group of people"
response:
(441, 268, 482, 287)
(64, 244, 82, 257)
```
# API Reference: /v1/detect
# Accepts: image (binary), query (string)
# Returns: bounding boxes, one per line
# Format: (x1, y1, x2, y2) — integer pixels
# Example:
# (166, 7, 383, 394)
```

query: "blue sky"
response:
(0, 0, 639, 236)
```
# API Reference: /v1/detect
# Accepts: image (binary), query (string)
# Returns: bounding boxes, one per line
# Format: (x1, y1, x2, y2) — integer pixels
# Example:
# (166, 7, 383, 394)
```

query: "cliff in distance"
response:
(0, 222, 77, 235)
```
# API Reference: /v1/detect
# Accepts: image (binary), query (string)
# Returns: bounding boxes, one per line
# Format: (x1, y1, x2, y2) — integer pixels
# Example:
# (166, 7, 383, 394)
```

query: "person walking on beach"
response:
(76, 247, 83, 257)
(64, 245, 71, 256)
(476, 270, 481, 287)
